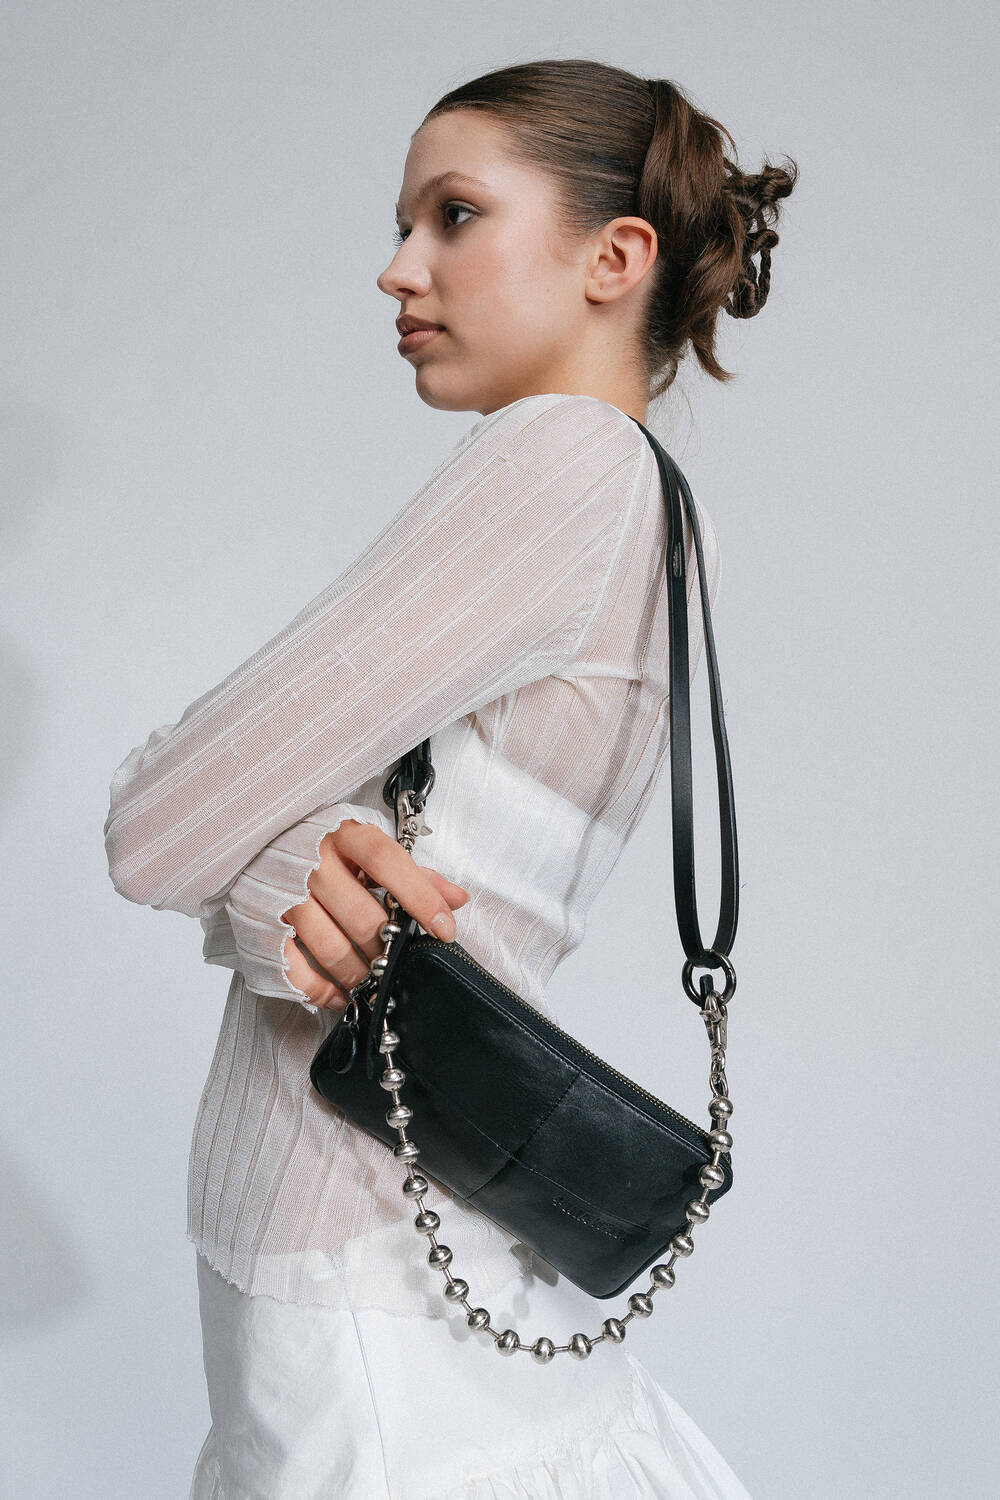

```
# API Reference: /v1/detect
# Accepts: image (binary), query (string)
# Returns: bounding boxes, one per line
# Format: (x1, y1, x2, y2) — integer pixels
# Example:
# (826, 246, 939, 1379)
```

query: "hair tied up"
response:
(721, 161, 797, 320)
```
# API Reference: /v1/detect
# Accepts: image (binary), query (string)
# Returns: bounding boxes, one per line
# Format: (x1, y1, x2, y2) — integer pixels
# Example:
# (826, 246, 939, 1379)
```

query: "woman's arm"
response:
(103, 393, 645, 923)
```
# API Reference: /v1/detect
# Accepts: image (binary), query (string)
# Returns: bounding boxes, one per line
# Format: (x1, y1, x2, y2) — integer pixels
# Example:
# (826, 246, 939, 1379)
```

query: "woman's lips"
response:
(398, 327, 444, 355)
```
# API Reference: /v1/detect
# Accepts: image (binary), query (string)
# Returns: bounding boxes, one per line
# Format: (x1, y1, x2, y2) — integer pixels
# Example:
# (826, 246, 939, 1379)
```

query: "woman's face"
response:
(377, 111, 610, 417)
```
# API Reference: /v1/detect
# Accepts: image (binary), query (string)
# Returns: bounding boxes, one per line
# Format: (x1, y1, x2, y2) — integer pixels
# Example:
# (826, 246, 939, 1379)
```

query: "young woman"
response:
(105, 58, 796, 1500)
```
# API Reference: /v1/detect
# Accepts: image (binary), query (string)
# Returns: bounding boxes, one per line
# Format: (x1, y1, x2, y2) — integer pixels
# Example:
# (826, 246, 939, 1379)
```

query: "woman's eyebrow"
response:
(395, 171, 491, 217)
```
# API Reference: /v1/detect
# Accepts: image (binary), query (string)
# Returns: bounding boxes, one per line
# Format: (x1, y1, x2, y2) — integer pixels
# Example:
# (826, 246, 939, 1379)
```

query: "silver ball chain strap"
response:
(344, 787, 736, 1364)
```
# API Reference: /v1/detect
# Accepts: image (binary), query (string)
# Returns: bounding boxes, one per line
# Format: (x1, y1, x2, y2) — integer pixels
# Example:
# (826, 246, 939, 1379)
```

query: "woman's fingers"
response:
(288, 893, 372, 994)
(277, 819, 473, 1009)
(280, 913, 350, 1009)
(315, 821, 470, 953)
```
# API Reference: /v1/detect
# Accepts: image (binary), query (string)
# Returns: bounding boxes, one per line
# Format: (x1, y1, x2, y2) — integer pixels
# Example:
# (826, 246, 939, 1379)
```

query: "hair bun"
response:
(723, 163, 797, 319)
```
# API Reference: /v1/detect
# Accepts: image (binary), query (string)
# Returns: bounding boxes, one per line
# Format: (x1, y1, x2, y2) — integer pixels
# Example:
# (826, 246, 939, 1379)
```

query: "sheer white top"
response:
(104, 392, 721, 1313)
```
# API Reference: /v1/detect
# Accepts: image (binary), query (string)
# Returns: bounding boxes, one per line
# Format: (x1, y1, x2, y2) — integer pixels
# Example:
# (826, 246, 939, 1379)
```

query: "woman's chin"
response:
(412, 363, 479, 413)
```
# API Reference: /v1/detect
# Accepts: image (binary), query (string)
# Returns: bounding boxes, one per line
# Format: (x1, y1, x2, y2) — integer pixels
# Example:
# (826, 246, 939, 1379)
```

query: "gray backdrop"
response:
(2, 3, 996, 1497)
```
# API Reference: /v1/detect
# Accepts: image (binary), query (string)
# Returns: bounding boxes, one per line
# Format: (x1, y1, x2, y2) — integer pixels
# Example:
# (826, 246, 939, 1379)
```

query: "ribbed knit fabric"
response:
(103, 392, 721, 1313)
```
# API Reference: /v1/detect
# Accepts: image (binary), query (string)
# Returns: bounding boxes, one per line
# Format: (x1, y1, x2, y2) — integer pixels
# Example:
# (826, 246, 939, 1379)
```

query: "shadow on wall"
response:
(0, 400, 90, 1333)
(0, 1144, 89, 1335)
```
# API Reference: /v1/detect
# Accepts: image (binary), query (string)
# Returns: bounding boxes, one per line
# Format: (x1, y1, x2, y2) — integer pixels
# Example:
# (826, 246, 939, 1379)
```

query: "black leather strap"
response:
(628, 419, 739, 970)
(375, 418, 739, 1069)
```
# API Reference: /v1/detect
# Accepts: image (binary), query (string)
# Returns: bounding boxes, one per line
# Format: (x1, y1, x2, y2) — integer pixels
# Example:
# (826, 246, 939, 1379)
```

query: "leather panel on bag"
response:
(467, 1154, 654, 1297)
(391, 966, 580, 1151)
(312, 1027, 509, 1199)
(517, 1069, 717, 1228)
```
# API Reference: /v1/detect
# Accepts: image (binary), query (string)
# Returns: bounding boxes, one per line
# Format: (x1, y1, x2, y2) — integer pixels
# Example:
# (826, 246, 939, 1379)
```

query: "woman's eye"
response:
(442, 201, 476, 230)
(391, 201, 476, 247)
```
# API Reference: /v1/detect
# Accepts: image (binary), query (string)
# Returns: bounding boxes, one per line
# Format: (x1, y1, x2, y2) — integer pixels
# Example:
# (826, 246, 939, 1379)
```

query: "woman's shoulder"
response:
(455, 391, 649, 474)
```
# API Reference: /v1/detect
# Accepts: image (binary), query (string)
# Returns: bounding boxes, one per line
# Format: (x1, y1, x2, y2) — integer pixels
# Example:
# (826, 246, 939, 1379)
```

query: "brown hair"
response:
(423, 59, 799, 401)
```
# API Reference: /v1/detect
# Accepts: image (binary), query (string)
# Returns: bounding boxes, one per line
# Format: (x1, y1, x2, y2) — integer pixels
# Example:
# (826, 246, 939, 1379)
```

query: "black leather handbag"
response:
(310, 416, 739, 1364)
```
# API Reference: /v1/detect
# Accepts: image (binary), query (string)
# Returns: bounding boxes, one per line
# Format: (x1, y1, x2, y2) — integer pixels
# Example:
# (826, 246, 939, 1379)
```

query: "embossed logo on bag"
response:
(550, 1196, 630, 1241)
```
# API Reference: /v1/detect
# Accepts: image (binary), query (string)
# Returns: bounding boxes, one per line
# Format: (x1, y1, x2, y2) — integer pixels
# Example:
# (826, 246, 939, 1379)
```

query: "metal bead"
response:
(699, 1163, 725, 1189)
(671, 1232, 694, 1256)
(414, 1210, 440, 1235)
(628, 1293, 654, 1318)
(531, 1337, 556, 1364)
(467, 1307, 491, 1330)
(650, 1264, 676, 1289)
(402, 1173, 428, 1198)
(686, 1199, 710, 1223)
(602, 1318, 627, 1343)
(379, 1029, 400, 1052)
(379, 921, 402, 941)
(496, 1329, 521, 1355)
(386, 1104, 412, 1128)
(709, 1096, 733, 1119)
(380, 1067, 406, 1091)
(370, 954, 389, 975)
(443, 1278, 469, 1302)
(568, 1333, 593, 1358)
(428, 1244, 453, 1268)
(393, 1140, 420, 1160)
(708, 1129, 733, 1152)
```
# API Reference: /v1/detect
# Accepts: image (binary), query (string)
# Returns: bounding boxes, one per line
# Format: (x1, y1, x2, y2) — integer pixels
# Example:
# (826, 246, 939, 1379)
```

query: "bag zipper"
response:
(394, 934, 715, 1145)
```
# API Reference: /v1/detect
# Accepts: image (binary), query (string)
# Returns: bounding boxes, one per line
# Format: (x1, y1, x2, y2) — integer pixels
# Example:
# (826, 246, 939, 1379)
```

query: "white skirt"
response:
(189, 1249, 755, 1500)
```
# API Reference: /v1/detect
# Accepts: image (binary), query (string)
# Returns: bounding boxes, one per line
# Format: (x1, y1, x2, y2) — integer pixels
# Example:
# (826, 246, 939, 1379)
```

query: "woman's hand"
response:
(279, 819, 469, 1010)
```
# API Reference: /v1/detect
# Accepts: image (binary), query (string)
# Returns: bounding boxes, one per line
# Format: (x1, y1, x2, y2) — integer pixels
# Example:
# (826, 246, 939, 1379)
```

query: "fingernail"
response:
(432, 911, 455, 940)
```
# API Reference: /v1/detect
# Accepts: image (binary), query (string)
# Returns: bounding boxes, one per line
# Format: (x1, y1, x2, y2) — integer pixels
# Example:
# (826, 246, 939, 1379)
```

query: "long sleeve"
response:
(103, 393, 647, 924)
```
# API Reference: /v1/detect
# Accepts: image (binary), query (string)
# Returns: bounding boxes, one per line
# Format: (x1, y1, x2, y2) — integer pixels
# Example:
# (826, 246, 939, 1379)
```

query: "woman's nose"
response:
(377, 253, 428, 299)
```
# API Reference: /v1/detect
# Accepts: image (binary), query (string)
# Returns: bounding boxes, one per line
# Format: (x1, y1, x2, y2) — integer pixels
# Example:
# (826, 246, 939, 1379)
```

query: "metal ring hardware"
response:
(682, 950, 737, 1006)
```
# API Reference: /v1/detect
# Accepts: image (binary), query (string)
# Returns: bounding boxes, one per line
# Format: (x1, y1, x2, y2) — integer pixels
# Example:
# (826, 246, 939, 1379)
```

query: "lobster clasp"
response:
(699, 989, 728, 1053)
(396, 787, 433, 839)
